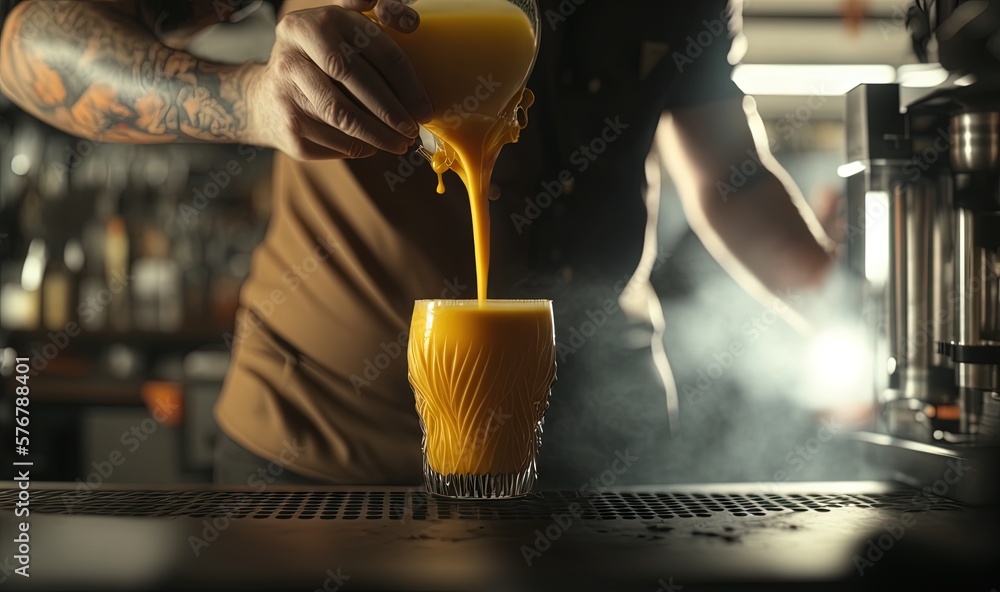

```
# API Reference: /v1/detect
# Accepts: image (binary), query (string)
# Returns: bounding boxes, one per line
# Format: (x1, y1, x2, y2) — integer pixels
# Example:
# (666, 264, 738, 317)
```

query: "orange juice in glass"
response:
(408, 300, 556, 498)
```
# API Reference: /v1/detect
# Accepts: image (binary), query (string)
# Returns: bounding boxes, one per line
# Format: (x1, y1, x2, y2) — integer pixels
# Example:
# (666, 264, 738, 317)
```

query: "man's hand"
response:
(0, 0, 432, 158)
(244, 0, 434, 160)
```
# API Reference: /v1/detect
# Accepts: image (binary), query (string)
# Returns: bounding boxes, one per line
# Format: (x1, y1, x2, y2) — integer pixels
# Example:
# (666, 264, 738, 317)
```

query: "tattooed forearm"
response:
(0, 1, 259, 143)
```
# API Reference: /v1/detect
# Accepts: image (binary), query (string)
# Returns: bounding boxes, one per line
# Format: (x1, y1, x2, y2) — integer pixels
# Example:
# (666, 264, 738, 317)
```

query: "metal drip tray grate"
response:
(0, 489, 965, 520)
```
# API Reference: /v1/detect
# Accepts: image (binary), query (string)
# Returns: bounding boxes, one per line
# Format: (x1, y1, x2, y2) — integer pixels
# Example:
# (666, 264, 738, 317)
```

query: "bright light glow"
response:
(728, 33, 749, 65)
(965, 124, 973, 161)
(65, 240, 85, 273)
(732, 64, 896, 96)
(46, 517, 176, 587)
(806, 326, 872, 407)
(837, 161, 866, 178)
(0, 287, 37, 331)
(896, 64, 950, 88)
(955, 74, 976, 87)
(864, 191, 890, 287)
(20, 239, 46, 292)
(10, 154, 29, 176)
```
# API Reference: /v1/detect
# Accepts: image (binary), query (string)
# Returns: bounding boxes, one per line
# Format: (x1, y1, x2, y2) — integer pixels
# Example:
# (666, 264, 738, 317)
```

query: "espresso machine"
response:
(843, 0, 1000, 503)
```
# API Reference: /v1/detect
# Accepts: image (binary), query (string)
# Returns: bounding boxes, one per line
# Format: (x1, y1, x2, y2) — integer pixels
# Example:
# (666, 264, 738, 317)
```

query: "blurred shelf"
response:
(3, 376, 144, 405)
(1, 328, 232, 350)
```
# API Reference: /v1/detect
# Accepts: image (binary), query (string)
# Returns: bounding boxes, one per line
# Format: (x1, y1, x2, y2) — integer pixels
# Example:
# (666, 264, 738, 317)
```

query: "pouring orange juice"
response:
(372, 0, 554, 498)
(375, 0, 539, 301)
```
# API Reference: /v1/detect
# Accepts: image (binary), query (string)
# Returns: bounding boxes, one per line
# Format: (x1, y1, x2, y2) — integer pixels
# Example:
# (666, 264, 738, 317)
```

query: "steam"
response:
(535, 229, 881, 489)
(653, 232, 880, 485)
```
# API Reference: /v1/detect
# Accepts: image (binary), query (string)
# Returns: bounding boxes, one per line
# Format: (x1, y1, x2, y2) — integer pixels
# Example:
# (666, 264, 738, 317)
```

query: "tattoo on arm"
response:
(0, 0, 257, 143)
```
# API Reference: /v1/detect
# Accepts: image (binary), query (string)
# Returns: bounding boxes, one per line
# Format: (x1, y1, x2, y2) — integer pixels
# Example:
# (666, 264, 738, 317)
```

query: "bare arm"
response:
(0, 0, 256, 143)
(658, 96, 836, 329)
(0, 0, 431, 158)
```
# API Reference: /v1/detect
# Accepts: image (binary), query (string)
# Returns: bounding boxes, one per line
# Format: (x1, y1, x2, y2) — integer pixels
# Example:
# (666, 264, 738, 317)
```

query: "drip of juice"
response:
(409, 300, 556, 475)
(379, 0, 537, 301)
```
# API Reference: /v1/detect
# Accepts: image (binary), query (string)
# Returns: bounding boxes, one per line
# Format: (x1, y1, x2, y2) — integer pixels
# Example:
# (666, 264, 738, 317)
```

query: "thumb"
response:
(332, 0, 420, 32)
(328, 0, 378, 8)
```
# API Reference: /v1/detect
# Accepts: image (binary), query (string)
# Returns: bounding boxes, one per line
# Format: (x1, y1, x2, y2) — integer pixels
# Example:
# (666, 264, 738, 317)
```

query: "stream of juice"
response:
(382, 2, 550, 478)
(381, 0, 537, 301)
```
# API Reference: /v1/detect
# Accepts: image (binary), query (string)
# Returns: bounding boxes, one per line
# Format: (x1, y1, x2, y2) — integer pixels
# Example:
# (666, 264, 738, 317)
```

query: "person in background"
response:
(0, 0, 835, 487)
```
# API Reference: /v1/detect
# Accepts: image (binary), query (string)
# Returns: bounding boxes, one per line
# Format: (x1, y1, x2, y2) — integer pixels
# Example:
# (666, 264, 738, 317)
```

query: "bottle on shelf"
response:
(78, 210, 109, 332)
(41, 235, 76, 331)
(133, 223, 182, 332)
(0, 238, 44, 331)
(105, 215, 131, 332)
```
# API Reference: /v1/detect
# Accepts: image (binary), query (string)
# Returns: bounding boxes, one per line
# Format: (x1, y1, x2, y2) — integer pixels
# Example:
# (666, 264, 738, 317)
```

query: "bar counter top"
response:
(0, 481, 997, 591)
